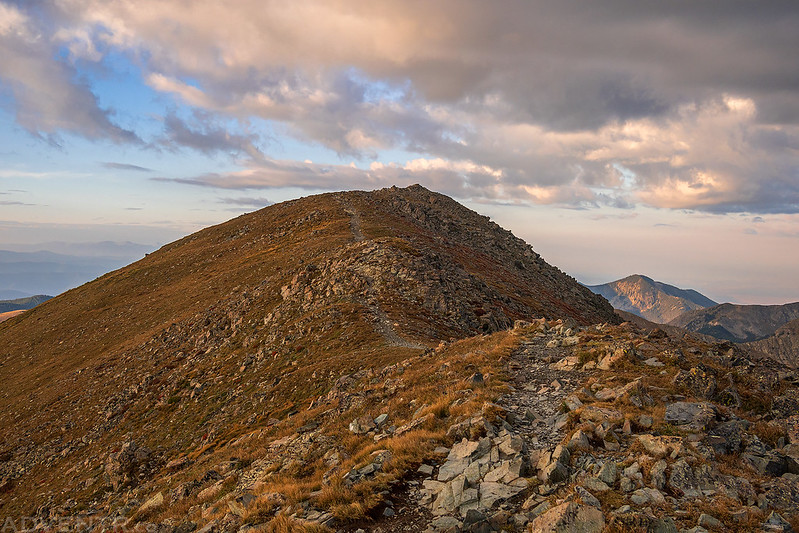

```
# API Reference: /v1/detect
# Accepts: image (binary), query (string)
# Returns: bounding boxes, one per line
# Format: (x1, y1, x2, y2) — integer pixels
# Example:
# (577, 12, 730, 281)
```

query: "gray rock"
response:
(374, 413, 389, 427)
(763, 511, 794, 532)
(650, 459, 667, 491)
(597, 461, 617, 485)
(431, 516, 462, 532)
(583, 477, 611, 492)
(664, 402, 718, 430)
(483, 458, 525, 484)
(438, 457, 470, 482)
(567, 429, 591, 452)
(742, 440, 794, 477)
(648, 517, 678, 533)
(620, 476, 636, 493)
(552, 444, 571, 465)
(462, 509, 487, 529)
(418, 464, 434, 476)
(540, 460, 569, 484)
(575, 485, 601, 509)
(705, 420, 747, 455)
(479, 481, 525, 509)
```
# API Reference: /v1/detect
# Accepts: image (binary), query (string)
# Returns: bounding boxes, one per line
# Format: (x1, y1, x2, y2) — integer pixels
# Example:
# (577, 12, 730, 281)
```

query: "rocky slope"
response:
(587, 275, 716, 324)
(0, 185, 617, 526)
(748, 318, 799, 369)
(669, 302, 799, 343)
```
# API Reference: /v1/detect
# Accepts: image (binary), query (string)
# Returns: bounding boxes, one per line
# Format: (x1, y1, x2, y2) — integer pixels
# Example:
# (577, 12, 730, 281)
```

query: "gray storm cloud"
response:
(1, 0, 798, 212)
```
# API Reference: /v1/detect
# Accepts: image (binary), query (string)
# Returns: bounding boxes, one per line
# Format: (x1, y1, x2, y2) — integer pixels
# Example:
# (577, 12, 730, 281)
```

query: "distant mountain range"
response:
(0, 294, 52, 314)
(0, 295, 52, 323)
(669, 302, 799, 343)
(586, 274, 717, 323)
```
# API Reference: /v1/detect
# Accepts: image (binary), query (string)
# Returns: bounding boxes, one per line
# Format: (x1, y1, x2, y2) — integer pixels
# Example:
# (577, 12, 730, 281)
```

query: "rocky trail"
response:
(339, 321, 594, 533)
(501, 329, 591, 453)
(337, 195, 426, 351)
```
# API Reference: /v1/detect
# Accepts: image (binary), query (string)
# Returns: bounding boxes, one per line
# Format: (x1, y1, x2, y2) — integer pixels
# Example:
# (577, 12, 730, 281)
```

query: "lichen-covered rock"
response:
(664, 402, 718, 430)
(667, 458, 701, 498)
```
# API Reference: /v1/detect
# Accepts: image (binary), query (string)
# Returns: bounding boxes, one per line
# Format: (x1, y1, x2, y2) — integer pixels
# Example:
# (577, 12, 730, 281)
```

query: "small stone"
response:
(138, 492, 164, 514)
(567, 429, 592, 451)
(383, 507, 395, 517)
(650, 459, 667, 491)
(583, 477, 611, 492)
(540, 461, 568, 484)
(374, 413, 389, 427)
(418, 464, 434, 475)
(763, 511, 794, 532)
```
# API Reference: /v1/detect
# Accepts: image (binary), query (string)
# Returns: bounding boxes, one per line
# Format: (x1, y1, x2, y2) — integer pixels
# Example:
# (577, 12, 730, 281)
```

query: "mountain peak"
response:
(0, 186, 618, 517)
(587, 275, 717, 323)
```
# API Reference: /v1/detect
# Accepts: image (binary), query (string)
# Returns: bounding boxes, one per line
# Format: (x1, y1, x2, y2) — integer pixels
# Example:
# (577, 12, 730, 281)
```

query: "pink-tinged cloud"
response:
(2, 1, 799, 213)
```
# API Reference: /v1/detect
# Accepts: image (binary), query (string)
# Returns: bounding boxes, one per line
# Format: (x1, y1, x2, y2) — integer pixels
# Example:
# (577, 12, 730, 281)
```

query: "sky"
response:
(0, 1, 798, 304)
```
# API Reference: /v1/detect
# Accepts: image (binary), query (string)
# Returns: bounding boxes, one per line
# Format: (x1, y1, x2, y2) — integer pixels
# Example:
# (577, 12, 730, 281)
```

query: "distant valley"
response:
(0, 243, 153, 298)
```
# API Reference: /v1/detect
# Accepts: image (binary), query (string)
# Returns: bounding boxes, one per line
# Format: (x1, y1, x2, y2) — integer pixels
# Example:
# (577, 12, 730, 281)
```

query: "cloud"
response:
(102, 162, 152, 172)
(161, 112, 265, 159)
(4, 1, 799, 212)
(218, 197, 273, 208)
(0, 2, 139, 144)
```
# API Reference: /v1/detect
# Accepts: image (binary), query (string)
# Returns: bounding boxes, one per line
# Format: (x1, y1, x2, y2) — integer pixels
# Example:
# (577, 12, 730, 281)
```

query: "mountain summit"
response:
(587, 274, 717, 323)
(0, 185, 617, 518)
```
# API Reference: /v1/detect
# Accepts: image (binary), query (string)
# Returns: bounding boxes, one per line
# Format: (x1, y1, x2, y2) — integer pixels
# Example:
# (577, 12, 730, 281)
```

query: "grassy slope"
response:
(0, 187, 616, 518)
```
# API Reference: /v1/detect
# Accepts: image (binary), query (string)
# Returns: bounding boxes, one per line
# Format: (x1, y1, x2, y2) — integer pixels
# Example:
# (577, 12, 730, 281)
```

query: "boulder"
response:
(529, 502, 605, 533)
(349, 415, 376, 434)
(478, 481, 525, 509)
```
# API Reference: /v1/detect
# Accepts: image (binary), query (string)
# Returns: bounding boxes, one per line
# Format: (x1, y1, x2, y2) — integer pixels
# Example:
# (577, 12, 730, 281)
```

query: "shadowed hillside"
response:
(669, 302, 799, 343)
(748, 317, 799, 368)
